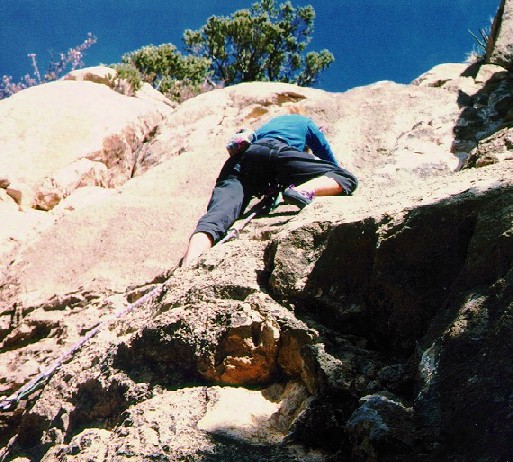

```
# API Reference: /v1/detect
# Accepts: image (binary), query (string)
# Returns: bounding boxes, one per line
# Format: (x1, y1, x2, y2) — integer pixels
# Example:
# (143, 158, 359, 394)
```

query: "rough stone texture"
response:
(486, 0, 511, 69)
(0, 78, 172, 210)
(345, 393, 414, 461)
(2, 16, 513, 458)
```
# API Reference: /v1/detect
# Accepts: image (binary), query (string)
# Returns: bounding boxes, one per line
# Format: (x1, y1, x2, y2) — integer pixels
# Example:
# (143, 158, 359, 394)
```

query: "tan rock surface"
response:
(2, 27, 513, 457)
(486, 0, 512, 68)
(0, 79, 171, 207)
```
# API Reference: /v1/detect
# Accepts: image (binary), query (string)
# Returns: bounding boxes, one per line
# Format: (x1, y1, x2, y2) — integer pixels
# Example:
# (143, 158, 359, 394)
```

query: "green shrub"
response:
(114, 0, 334, 102)
(114, 43, 213, 102)
(109, 62, 143, 95)
(184, 0, 334, 86)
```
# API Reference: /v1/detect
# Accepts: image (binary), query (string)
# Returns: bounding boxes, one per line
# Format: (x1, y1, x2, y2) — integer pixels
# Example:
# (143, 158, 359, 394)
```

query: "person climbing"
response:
(180, 112, 358, 267)
(254, 112, 341, 167)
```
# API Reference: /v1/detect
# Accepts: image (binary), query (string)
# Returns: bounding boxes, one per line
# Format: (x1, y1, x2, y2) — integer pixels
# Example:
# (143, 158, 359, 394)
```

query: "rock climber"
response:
(180, 112, 358, 267)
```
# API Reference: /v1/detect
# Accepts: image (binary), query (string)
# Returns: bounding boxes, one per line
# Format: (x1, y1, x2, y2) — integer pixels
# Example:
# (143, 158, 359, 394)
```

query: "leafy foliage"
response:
(113, 43, 213, 102)
(2, 1, 333, 102)
(183, 0, 334, 86)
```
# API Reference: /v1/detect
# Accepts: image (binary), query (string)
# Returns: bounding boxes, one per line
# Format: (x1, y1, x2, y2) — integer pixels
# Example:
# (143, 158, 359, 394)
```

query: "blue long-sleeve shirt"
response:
(254, 114, 340, 167)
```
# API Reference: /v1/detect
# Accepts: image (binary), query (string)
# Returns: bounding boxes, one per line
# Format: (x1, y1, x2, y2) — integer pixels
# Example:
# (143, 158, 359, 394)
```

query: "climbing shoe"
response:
(283, 186, 314, 209)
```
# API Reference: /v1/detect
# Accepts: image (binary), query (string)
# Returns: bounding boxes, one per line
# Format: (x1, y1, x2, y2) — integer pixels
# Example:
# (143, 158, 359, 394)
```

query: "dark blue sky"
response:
(1, 0, 500, 93)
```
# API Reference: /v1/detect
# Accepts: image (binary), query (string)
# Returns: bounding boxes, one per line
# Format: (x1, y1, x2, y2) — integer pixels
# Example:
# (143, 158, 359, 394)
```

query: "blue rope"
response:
(0, 284, 164, 412)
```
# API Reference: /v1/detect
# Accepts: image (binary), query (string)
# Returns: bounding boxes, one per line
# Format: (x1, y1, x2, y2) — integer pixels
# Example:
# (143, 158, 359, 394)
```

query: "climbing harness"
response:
(0, 193, 282, 413)
(0, 284, 165, 412)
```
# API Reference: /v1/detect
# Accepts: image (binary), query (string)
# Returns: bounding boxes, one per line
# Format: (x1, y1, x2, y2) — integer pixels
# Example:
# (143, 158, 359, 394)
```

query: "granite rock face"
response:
(487, 0, 513, 70)
(2, 14, 513, 458)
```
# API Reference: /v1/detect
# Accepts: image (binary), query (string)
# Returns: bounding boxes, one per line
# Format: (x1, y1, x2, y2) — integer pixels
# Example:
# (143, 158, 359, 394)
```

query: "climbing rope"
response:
(218, 192, 281, 245)
(0, 284, 164, 412)
(0, 192, 282, 412)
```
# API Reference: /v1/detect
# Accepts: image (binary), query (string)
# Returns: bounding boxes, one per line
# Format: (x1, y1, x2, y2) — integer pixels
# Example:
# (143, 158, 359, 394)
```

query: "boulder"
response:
(345, 393, 414, 461)
(0, 79, 172, 210)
